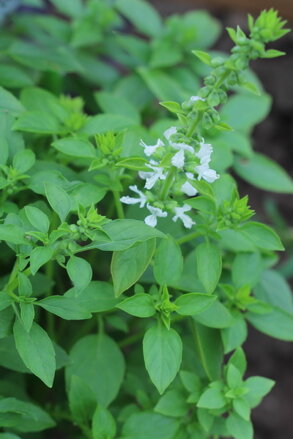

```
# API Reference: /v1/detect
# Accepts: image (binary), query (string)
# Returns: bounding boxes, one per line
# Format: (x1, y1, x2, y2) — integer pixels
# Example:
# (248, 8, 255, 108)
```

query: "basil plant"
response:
(0, 2, 292, 439)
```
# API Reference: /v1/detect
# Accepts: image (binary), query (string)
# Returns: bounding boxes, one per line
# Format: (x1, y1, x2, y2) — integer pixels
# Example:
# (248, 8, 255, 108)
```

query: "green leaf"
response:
(192, 50, 212, 66)
(0, 86, 24, 116)
(68, 375, 96, 424)
(13, 321, 56, 387)
(195, 242, 222, 293)
(182, 11, 221, 49)
(197, 387, 226, 409)
(25, 206, 50, 233)
(263, 49, 285, 58)
(222, 315, 248, 354)
(192, 323, 223, 380)
(0, 64, 33, 88)
(13, 149, 35, 173)
(244, 376, 275, 408)
(233, 398, 251, 421)
(155, 389, 188, 418)
(232, 252, 262, 288)
(175, 293, 216, 316)
(0, 224, 26, 245)
(116, 0, 162, 37)
(45, 182, 71, 222)
(254, 270, 293, 313)
(92, 405, 116, 439)
(37, 295, 92, 320)
(247, 307, 293, 341)
(226, 364, 242, 388)
(95, 91, 140, 124)
(0, 397, 55, 433)
(98, 219, 165, 251)
(226, 413, 253, 439)
(49, 0, 83, 17)
(67, 334, 125, 406)
(221, 93, 271, 133)
(228, 347, 247, 376)
(143, 323, 182, 394)
(65, 281, 119, 313)
(67, 256, 92, 293)
(122, 412, 179, 439)
(81, 114, 136, 136)
(234, 153, 293, 193)
(153, 236, 183, 286)
(30, 246, 54, 275)
(239, 222, 284, 251)
(116, 293, 155, 318)
(20, 303, 35, 332)
(52, 138, 96, 159)
(111, 239, 156, 296)
(115, 156, 149, 171)
(138, 67, 189, 102)
(193, 300, 233, 328)
(13, 111, 61, 134)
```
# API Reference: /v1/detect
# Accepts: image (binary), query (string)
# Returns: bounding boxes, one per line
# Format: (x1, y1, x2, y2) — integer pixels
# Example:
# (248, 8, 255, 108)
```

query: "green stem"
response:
(186, 111, 202, 138)
(112, 190, 124, 219)
(176, 231, 203, 245)
(119, 330, 144, 348)
(190, 319, 213, 381)
(160, 167, 176, 200)
(45, 260, 55, 340)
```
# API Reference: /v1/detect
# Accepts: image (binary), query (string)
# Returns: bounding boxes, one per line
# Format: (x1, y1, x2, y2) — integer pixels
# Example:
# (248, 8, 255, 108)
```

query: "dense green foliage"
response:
(0, 1, 292, 438)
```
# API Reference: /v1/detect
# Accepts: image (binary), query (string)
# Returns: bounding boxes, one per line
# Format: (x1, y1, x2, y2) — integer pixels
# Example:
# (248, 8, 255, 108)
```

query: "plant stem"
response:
(112, 190, 124, 219)
(160, 167, 176, 200)
(176, 230, 203, 245)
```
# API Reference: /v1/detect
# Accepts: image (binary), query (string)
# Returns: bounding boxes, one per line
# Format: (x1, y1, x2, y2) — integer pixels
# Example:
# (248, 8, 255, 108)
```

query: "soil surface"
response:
(151, 2, 293, 438)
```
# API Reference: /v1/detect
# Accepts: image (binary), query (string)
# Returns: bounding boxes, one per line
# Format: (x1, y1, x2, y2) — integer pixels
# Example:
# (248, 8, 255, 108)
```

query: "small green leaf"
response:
(175, 293, 216, 316)
(52, 138, 96, 159)
(92, 405, 116, 439)
(115, 156, 149, 171)
(13, 149, 35, 173)
(244, 376, 275, 408)
(234, 153, 293, 193)
(143, 323, 182, 394)
(155, 389, 188, 418)
(68, 375, 96, 424)
(37, 296, 92, 320)
(0, 224, 26, 245)
(45, 182, 71, 222)
(192, 50, 212, 66)
(67, 334, 125, 406)
(30, 246, 54, 275)
(116, 294, 155, 318)
(197, 387, 226, 409)
(25, 206, 50, 233)
(20, 303, 35, 332)
(111, 239, 156, 297)
(116, 0, 162, 37)
(239, 222, 284, 251)
(153, 236, 183, 286)
(13, 320, 56, 387)
(195, 242, 222, 293)
(226, 413, 253, 439)
(67, 256, 92, 293)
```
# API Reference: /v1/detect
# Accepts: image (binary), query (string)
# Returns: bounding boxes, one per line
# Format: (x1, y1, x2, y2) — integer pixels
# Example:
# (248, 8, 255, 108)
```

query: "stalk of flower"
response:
(120, 10, 289, 229)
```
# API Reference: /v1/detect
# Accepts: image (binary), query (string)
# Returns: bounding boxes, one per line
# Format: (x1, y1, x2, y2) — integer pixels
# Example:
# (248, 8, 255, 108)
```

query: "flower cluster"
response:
(120, 98, 219, 229)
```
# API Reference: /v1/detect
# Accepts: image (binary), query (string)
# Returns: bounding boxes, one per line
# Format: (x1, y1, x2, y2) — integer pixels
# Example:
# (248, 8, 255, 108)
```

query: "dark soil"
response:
(151, 2, 293, 438)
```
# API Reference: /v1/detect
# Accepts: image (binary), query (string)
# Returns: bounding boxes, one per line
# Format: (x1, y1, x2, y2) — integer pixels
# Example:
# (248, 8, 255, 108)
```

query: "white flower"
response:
(144, 204, 168, 227)
(140, 138, 164, 157)
(171, 149, 185, 169)
(172, 204, 195, 229)
(195, 163, 219, 183)
(164, 126, 194, 153)
(181, 181, 198, 196)
(196, 141, 213, 164)
(189, 96, 205, 104)
(139, 161, 166, 190)
(164, 126, 178, 141)
(120, 185, 147, 208)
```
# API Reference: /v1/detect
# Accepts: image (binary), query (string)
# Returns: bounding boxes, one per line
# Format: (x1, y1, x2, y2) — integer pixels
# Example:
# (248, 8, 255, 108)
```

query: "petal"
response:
(172, 149, 185, 169)
(181, 181, 198, 196)
(144, 214, 157, 227)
